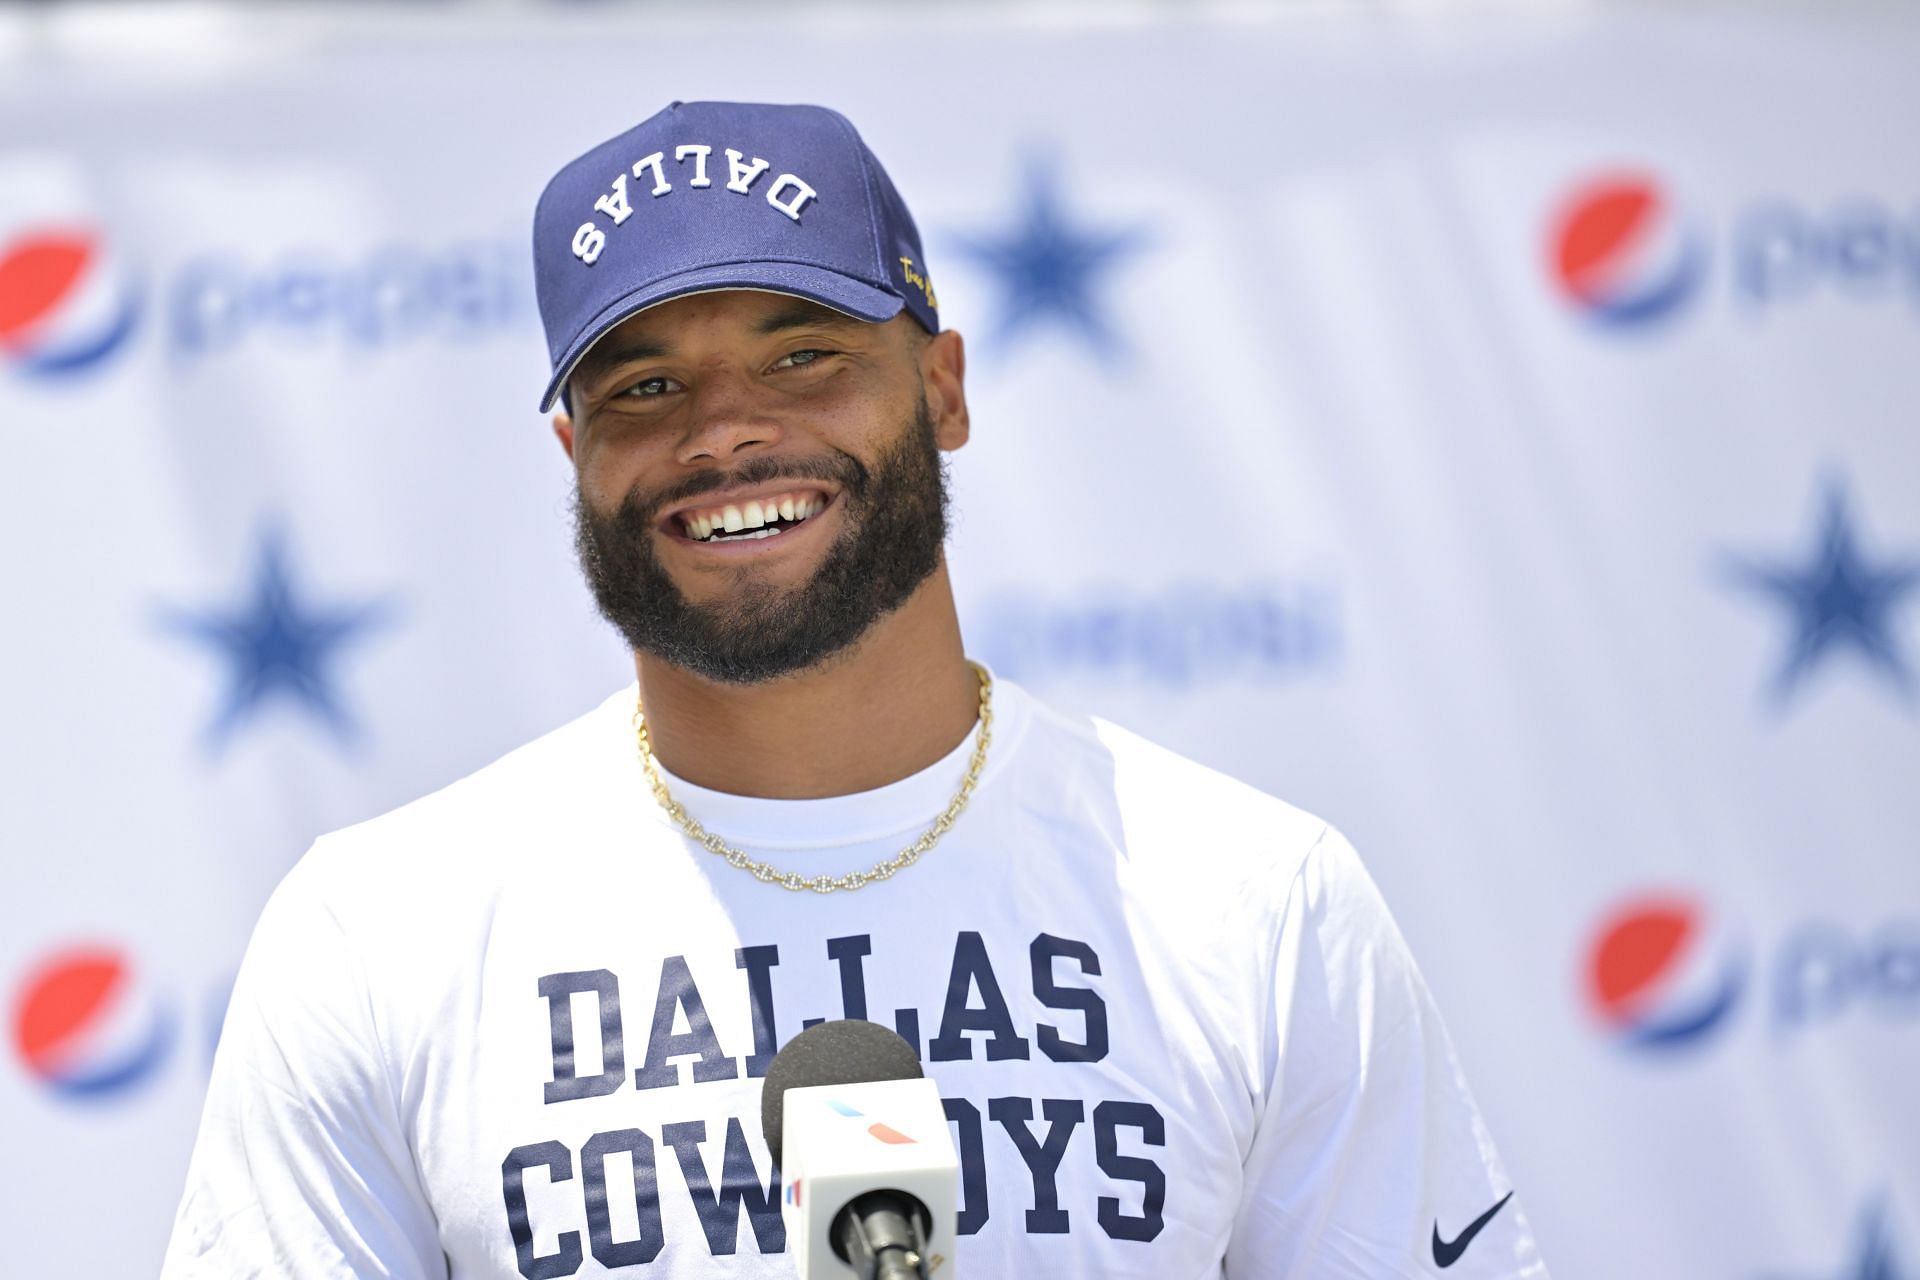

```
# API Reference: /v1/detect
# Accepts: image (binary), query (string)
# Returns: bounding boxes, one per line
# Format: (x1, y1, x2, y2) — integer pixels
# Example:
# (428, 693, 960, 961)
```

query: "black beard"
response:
(572, 396, 949, 685)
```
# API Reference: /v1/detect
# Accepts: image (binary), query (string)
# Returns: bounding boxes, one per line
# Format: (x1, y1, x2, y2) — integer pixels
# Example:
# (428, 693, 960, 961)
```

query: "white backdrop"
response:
(3, 5, 1918, 1277)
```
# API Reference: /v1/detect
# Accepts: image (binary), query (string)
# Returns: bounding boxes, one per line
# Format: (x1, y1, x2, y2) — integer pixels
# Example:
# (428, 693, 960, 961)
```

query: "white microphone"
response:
(760, 1021, 960, 1280)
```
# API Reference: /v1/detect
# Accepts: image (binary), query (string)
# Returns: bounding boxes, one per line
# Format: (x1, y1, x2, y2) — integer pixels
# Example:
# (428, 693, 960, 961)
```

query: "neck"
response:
(633, 562, 980, 799)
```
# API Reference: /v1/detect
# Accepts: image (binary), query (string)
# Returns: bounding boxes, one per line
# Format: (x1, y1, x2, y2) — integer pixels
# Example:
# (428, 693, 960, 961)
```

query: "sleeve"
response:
(160, 848, 447, 1280)
(1224, 828, 1550, 1279)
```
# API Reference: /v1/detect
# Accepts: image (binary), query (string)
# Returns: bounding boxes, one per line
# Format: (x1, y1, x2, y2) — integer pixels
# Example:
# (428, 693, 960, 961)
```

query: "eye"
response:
(772, 348, 833, 371)
(615, 374, 678, 399)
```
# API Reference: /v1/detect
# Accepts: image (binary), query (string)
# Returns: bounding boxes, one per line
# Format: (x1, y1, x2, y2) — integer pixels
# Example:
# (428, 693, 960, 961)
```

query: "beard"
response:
(572, 394, 950, 685)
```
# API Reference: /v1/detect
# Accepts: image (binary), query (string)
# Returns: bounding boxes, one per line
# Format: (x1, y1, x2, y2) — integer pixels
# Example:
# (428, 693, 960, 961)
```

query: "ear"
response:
(920, 328, 970, 451)
(552, 409, 577, 462)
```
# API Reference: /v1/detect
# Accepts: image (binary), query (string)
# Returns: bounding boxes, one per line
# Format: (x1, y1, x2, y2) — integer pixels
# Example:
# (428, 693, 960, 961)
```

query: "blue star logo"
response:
(948, 160, 1151, 361)
(1764, 1198, 1912, 1280)
(1723, 478, 1920, 708)
(161, 529, 395, 752)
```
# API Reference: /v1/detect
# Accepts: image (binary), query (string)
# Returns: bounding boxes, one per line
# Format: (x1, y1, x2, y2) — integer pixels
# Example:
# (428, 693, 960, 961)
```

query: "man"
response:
(163, 100, 1548, 1278)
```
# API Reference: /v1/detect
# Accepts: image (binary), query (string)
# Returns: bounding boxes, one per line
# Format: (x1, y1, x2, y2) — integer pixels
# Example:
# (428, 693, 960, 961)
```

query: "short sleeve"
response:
(1225, 828, 1550, 1279)
(161, 847, 446, 1279)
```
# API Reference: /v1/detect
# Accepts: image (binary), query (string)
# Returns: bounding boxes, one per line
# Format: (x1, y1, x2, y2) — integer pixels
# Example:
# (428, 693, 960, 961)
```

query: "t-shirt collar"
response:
(608, 668, 1027, 851)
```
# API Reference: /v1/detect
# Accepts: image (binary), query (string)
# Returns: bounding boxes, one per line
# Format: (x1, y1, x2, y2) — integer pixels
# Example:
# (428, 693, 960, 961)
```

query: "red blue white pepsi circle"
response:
(1585, 896, 1743, 1049)
(0, 227, 140, 376)
(1549, 176, 1703, 327)
(11, 945, 175, 1098)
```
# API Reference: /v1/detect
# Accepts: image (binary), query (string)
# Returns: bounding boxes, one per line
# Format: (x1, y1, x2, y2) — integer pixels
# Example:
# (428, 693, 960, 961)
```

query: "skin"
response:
(553, 289, 980, 800)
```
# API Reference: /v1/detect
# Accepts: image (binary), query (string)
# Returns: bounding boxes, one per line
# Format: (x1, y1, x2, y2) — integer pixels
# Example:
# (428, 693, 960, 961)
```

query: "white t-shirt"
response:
(162, 676, 1548, 1279)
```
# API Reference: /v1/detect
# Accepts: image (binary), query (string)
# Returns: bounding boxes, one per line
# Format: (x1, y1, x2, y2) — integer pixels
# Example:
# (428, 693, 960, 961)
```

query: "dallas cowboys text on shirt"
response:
(500, 929, 1168, 1276)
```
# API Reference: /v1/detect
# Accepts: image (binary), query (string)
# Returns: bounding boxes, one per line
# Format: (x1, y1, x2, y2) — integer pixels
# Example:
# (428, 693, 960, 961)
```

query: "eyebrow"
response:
(753, 300, 865, 335)
(573, 339, 670, 394)
(573, 301, 866, 396)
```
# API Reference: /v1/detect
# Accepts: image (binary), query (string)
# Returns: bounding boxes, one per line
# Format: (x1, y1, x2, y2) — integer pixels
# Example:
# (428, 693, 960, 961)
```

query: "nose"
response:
(673, 371, 784, 466)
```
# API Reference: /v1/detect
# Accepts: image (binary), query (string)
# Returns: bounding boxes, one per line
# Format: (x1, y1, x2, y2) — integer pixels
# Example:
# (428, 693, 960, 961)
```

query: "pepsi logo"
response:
(0, 226, 140, 377)
(11, 945, 176, 1099)
(1549, 175, 1704, 328)
(1585, 896, 1744, 1050)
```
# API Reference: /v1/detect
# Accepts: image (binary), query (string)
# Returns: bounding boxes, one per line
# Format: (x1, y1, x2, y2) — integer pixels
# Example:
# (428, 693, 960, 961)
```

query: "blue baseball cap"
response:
(532, 100, 940, 413)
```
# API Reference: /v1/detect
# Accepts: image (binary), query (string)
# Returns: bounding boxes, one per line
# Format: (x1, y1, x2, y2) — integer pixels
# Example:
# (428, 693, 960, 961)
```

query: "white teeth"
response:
(685, 493, 825, 541)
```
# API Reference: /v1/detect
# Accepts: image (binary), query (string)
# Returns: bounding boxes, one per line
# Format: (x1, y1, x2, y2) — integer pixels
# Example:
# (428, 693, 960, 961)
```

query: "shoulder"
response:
(286, 684, 637, 917)
(1004, 679, 1338, 898)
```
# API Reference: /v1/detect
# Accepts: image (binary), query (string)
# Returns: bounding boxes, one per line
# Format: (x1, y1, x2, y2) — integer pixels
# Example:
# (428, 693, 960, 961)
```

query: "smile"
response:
(674, 488, 831, 544)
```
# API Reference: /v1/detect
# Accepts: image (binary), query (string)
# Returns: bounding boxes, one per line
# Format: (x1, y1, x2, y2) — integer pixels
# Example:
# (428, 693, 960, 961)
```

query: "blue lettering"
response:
(942, 1097, 989, 1236)
(1870, 923, 1920, 1015)
(980, 583, 1341, 688)
(660, 1118, 786, 1256)
(929, 932, 1030, 1062)
(1737, 203, 1820, 305)
(635, 956, 739, 1089)
(1775, 924, 1859, 1028)
(1830, 202, 1897, 297)
(342, 249, 432, 346)
(501, 1140, 582, 1279)
(827, 934, 873, 1020)
(166, 242, 528, 360)
(168, 258, 248, 356)
(734, 945, 780, 1079)
(261, 261, 330, 331)
(580, 1129, 665, 1267)
(1094, 1100, 1167, 1242)
(988, 1097, 1083, 1234)
(1774, 920, 1920, 1030)
(892, 1007, 922, 1057)
(1031, 934, 1108, 1063)
(538, 970, 624, 1104)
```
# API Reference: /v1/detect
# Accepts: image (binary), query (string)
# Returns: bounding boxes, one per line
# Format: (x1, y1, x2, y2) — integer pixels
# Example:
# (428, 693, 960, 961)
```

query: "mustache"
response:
(614, 451, 869, 525)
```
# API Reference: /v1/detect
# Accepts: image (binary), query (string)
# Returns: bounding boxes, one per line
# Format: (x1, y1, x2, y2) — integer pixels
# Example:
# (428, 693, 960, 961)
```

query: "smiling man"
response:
(162, 102, 1549, 1279)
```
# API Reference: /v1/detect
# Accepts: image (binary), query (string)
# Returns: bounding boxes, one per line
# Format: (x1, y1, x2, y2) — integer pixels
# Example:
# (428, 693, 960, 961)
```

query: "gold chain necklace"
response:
(632, 663, 993, 894)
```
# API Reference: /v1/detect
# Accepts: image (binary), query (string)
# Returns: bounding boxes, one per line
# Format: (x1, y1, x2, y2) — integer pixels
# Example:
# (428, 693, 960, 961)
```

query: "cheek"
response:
(576, 428, 667, 509)
(805, 388, 912, 455)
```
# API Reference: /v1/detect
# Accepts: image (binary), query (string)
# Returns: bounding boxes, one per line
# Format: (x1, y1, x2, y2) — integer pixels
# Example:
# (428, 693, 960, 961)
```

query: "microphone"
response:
(761, 1020, 960, 1280)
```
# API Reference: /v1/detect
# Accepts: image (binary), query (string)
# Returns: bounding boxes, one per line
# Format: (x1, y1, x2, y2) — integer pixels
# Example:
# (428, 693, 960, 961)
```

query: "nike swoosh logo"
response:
(1431, 1190, 1514, 1269)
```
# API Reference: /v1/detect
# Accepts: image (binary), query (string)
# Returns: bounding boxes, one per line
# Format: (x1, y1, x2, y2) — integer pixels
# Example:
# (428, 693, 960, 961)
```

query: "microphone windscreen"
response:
(760, 1019, 924, 1165)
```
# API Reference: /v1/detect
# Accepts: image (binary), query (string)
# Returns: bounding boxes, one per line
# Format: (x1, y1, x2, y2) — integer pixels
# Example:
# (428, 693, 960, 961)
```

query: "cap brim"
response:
(538, 262, 905, 413)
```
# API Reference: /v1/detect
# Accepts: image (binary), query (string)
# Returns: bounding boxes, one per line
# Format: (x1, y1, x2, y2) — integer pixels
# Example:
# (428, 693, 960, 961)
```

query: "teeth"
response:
(684, 492, 825, 541)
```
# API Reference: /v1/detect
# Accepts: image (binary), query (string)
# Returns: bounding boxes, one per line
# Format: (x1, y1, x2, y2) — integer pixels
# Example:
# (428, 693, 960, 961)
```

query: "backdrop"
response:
(3, 5, 1917, 1277)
